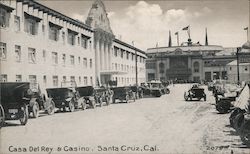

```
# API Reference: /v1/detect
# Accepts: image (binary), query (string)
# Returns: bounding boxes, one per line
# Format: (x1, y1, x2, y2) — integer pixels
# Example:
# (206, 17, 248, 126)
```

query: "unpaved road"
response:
(0, 84, 250, 154)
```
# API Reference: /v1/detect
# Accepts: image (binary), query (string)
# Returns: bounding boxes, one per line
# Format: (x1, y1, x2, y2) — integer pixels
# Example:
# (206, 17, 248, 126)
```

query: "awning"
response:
(68, 29, 78, 35)
(24, 12, 42, 22)
(49, 22, 63, 30)
(0, 3, 15, 12)
(100, 70, 127, 75)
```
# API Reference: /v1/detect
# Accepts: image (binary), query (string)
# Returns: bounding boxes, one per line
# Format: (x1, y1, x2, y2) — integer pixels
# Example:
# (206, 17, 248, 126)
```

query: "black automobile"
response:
(76, 86, 97, 108)
(28, 83, 55, 118)
(184, 84, 206, 101)
(0, 82, 31, 126)
(46, 84, 85, 112)
(111, 87, 136, 103)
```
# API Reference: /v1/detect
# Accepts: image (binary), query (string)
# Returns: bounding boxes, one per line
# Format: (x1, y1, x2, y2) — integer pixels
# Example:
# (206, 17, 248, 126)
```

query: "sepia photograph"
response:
(0, 0, 250, 153)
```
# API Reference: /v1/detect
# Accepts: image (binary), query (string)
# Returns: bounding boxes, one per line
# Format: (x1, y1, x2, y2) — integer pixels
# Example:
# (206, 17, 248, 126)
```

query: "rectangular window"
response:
(70, 76, 75, 82)
(114, 47, 118, 57)
(126, 52, 129, 59)
(90, 59, 92, 68)
(15, 45, 21, 62)
(52, 52, 58, 64)
(68, 29, 77, 45)
(0, 8, 10, 28)
(53, 76, 58, 87)
(81, 34, 89, 49)
(43, 50, 46, 62)
(24, 18, 39, 35)
(83, 58, 87, 68)
(90, 76, 93, 86)
(121, 50, 123, 58)
(62, 31, 65, 44)
(70, 55, 75, 65)
(14, 15, 20, 31)
(28, 48, 36, 63)
(77, 36, 80, 45)
(84, 76, 88, 85)
(0, 74, 7, 82)
(79, 76, 81, 84)
(78, 56, 80, 65)
(62, 54, 66, 65)
(29, 75, 37, 83)
(49, 27, 59, 41)
(62, 76, 66, 82)
(0, 42, 7, 60)
(16, 75, 22, 82)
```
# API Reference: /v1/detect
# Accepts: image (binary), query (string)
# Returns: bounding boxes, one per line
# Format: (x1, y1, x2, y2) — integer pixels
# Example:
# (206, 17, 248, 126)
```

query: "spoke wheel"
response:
(46, 100, 55, 115)
(0, 105, 5, 127)
(20, 105, 28, 125)
(68, 100, 75, 112)
(32, 102, 39, 118)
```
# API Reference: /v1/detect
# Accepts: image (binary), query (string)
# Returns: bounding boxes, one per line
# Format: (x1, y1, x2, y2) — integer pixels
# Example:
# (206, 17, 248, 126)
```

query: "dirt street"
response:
(0, 84, 249, 154)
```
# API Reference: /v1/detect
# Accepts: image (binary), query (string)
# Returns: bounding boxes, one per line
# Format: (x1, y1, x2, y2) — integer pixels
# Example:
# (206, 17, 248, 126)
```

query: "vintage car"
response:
(0, 82, 31, 126)
(46, 82, 85, 112)
(142, 80, 165, 97)
(111, 87, 136, 103)
(130, 86, 143, 99)
(76, 86, 97, 108)
(28, 83, 55, 118)
(214, 83, 242, 114)
(184, 84, 206, 101)
(93, 87, 113, 107)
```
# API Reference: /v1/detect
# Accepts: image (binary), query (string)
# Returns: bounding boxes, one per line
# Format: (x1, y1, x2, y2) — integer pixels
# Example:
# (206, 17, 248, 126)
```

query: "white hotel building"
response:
(0, 0, 147, 91)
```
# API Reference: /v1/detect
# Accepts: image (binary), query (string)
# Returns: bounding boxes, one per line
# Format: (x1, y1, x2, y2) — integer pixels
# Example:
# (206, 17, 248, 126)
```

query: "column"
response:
(95, 39, 100, 86)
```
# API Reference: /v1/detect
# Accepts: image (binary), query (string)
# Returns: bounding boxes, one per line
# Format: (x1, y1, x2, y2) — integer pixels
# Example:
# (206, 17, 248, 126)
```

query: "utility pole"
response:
(236, 47, 241, 85)
(132, 41, 138, 87)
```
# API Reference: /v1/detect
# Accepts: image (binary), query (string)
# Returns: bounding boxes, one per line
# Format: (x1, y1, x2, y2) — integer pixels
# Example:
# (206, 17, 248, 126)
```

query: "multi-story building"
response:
(0, 0, 147, 90)
(85, 0, 146, 86)
(0, 0, 95, 92)
(146, 44, 231, 82)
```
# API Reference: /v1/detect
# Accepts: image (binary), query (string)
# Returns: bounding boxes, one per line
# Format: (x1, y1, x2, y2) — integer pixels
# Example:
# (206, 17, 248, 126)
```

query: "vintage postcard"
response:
(0, 0, 250, 154)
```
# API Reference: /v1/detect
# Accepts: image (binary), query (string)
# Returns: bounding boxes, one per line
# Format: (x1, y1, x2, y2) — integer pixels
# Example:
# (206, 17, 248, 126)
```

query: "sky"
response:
(38, 0, 250, 50)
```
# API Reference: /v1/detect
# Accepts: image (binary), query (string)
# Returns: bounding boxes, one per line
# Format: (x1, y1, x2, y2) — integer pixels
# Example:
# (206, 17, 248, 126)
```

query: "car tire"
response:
(46, 100, 55, 115)
(32, 101, 39, 118)
(68, 100, 75, 112)
(0, 105, 5, 128)
(20, 105, 28, 125)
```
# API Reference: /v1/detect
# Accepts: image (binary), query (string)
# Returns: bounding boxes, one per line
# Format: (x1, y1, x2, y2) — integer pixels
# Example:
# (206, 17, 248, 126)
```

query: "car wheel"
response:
(184, 92, 189, 101)
(82, 99, 87, 110)
(126, 95, 129, 103)
(240, 119, 250, 146)
(0, 105, 5, 127)
(204, 95, 206, 101)
(216, 101, 230, 114)
(32, 101, 39, 118)
(68, 100, 75, 112)
(91, 100, 96, 108)
(20, 105, 28, 125)
(166, 89, 170, 94)
(46, 100, 55, 115)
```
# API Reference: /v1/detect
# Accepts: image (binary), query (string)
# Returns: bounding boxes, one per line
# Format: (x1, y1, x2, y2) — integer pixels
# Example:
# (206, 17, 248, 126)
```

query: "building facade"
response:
(145, 45, 236, 82)
(0, 0, 95, 92)
(0, 0, 147, 91)
(85, 0, 146, 86)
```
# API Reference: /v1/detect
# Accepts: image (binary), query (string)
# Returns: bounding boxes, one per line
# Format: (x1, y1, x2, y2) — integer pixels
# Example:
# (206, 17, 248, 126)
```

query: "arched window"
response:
(193, 62, 199, 73)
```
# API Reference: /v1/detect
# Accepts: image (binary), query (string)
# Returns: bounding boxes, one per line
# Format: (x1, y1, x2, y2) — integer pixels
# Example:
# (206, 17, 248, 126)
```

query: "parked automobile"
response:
(0, 82, 31, 126)
(94, 87, 113, 106)
(111, 87, 136, 103)
(28, 83, 55, 118)
(76, 86, 97, 108)
(46, 81, 85, 112)
(130, 86, 143, 99)
(184, 84, 206, 101)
